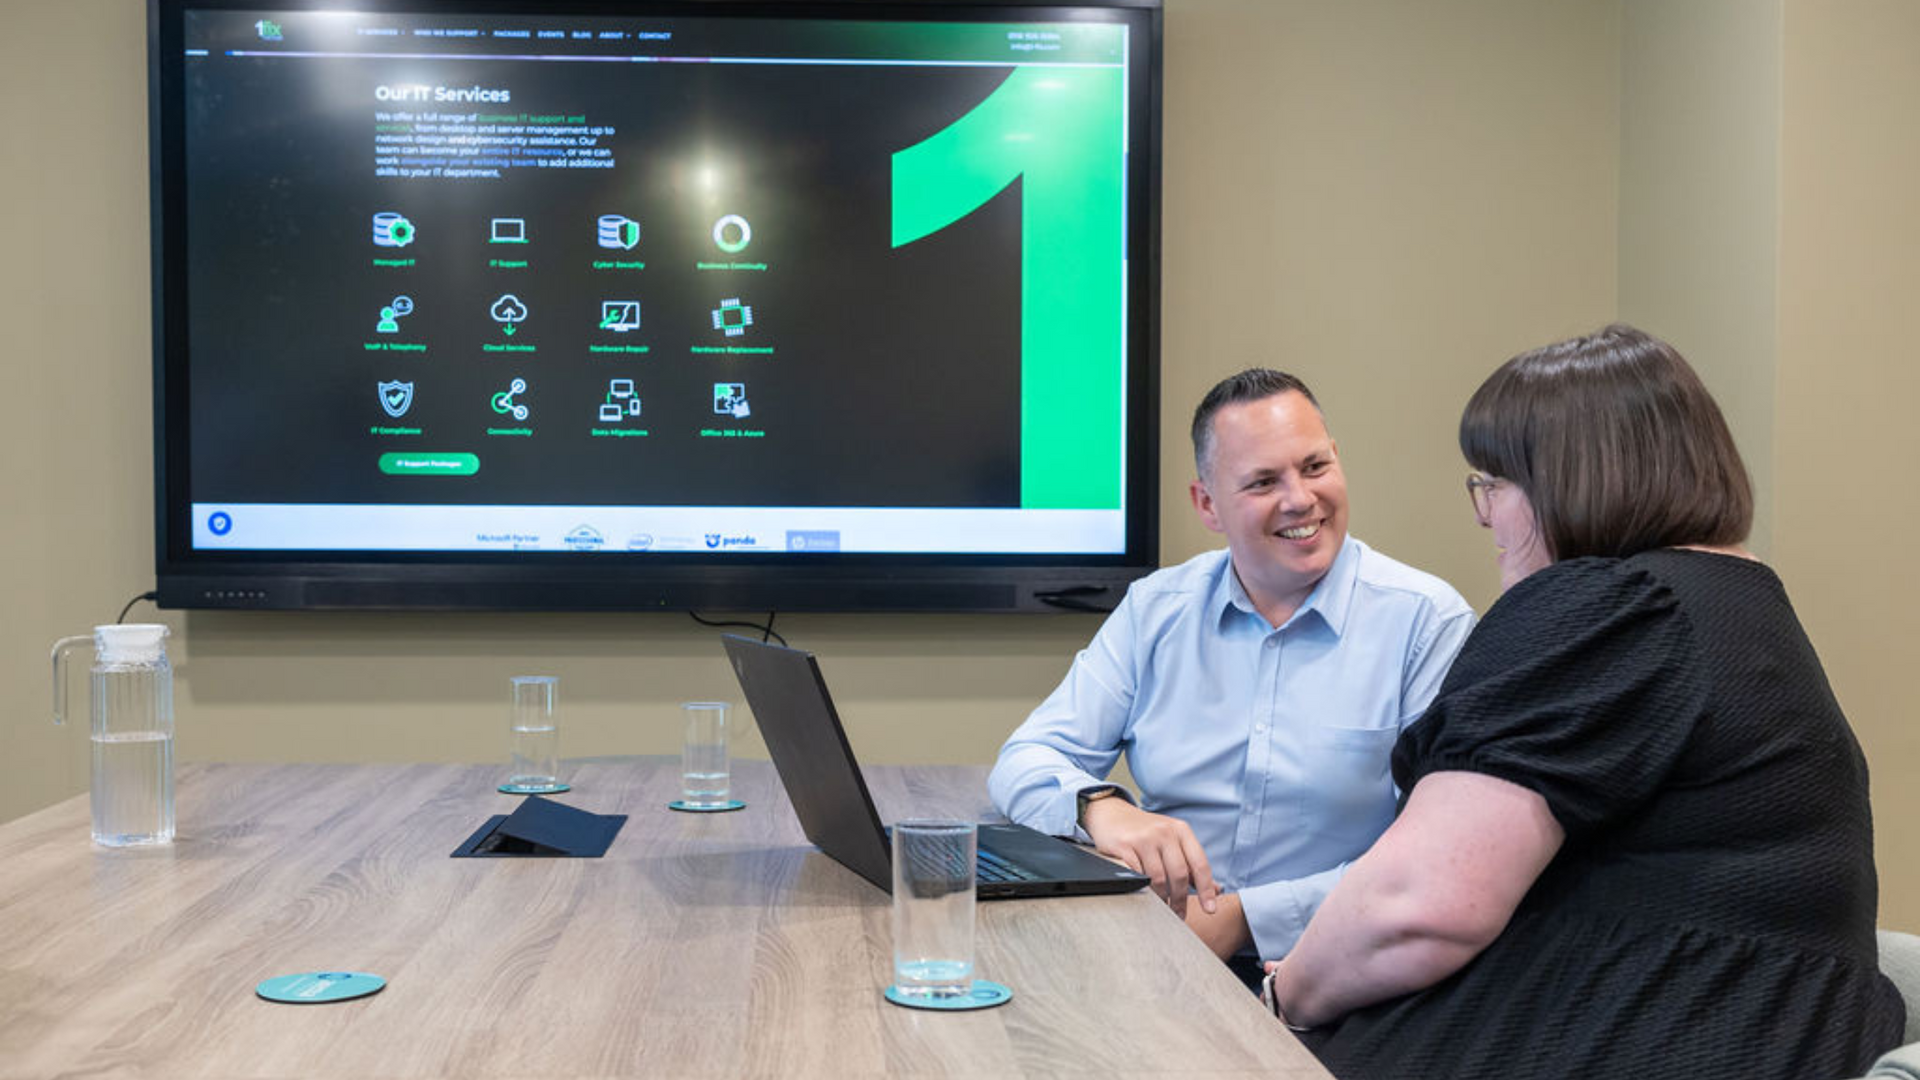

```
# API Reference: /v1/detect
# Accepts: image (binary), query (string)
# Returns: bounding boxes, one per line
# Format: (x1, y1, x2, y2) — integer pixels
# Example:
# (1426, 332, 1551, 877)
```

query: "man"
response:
(988, 369, 1473, 974)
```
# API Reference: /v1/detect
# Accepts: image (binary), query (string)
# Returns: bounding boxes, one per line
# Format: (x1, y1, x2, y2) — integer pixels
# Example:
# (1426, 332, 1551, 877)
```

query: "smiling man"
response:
(988, 369, 1474, 980)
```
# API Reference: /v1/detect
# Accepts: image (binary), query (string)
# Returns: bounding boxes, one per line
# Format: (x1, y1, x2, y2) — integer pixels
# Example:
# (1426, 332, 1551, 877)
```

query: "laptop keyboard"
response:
(976, 847, 1041, 884)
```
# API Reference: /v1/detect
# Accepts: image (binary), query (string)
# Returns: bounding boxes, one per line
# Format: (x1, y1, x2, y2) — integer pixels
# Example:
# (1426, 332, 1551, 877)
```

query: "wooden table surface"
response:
(0, 760, 1330, 1079)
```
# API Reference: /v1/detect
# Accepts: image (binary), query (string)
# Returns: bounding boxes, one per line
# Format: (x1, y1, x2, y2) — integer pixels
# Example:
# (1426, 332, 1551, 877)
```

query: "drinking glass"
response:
(679, 701, 731, 808)
(502, 675, 562, 794)
(889, 819, 977, 1000)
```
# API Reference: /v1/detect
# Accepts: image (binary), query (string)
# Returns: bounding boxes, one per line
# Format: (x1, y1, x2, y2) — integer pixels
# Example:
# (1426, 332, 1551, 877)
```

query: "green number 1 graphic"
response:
(892, 66, 1124, 510)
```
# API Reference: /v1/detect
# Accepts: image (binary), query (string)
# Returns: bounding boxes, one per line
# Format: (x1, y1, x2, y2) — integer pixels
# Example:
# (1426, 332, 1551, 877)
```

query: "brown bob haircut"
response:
(1459, 324, 1752, 561)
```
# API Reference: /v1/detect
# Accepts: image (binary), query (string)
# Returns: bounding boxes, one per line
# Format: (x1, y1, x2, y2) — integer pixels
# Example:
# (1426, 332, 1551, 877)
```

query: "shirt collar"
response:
(1213, 536, 1362, 637)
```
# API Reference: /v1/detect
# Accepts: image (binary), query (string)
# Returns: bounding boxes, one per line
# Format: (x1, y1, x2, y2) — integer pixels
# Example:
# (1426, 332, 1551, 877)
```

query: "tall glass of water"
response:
(503, 675, 561, 794)
(52, 624, 175, 846)
(679, 701, 731, 808)
(890, 819, 977, 1000)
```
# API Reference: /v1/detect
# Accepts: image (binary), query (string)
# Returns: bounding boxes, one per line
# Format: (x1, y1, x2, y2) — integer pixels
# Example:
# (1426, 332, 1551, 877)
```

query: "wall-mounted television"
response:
(149, 0, 1161, 612)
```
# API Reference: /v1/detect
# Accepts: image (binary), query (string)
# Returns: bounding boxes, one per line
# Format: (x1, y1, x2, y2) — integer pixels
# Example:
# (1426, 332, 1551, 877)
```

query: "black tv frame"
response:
(148, 0, 1162, 613)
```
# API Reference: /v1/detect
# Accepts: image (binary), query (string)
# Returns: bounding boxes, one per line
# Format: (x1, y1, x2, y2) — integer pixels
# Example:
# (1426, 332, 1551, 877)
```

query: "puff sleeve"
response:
(1391, 557, 1709, 838)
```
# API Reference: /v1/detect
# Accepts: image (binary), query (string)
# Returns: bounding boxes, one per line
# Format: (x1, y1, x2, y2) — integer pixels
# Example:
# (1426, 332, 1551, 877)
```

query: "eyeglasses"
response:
(1465, 473, 1503, 524)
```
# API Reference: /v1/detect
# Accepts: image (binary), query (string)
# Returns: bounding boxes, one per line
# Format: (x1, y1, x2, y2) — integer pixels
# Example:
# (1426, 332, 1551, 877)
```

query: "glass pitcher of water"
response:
(52, 624, 175, 846)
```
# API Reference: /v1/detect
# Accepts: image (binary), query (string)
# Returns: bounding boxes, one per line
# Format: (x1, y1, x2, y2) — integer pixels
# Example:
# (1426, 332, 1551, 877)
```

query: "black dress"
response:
(1306, 549, 1905, 1080)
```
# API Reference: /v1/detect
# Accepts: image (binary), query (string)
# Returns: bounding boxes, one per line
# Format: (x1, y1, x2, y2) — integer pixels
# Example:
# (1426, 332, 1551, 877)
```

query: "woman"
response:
(1264, 325, 1904, 1079)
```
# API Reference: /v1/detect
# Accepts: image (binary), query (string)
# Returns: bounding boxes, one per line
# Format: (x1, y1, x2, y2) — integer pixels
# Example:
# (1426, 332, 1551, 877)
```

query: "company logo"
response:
(786, 530, 841, 552)
(255, 19, 284, 41)
(564, 525, 605, 550)
(703, 533, 759, 550)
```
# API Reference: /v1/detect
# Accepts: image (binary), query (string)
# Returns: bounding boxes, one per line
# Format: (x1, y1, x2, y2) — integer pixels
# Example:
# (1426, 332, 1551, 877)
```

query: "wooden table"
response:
(0, 761, 1330, 1079)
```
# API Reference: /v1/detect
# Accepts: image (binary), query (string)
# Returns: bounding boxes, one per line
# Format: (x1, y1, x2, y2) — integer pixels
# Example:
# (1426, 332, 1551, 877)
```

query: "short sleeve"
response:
(1392, 557, 1708, 838)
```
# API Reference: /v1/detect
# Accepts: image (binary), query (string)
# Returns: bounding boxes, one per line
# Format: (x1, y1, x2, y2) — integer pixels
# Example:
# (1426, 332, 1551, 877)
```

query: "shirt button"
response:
(1264, 637, 1279, 649)
(1254, 724, 1268, 734)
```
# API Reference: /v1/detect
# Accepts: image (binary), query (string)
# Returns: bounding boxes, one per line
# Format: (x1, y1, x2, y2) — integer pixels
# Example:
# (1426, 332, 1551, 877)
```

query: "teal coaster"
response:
(499, 782, 570, 795)
(257, 971, 386, 1004)
(668, 799, 746, 812)
(884, 980, 1013, 1011)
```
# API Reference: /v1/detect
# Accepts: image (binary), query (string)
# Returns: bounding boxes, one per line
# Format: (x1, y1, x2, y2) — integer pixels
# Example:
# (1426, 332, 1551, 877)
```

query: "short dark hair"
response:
(1459, 323, 1752, 561)
(1191, 369, 1321, 479)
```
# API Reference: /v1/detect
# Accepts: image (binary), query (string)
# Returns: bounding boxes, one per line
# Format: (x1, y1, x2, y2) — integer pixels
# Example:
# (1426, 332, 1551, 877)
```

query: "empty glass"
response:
(890, 819, 977, 1000)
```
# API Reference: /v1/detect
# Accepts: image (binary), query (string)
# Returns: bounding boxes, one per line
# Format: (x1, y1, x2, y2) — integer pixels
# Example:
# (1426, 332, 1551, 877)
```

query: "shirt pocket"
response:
(1299, 725, 1400, 848)
(1308, 725, 1399, 754)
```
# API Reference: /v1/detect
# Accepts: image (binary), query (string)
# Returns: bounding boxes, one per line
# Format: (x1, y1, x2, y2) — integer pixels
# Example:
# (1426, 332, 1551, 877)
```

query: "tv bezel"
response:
(148, 0, 1163, 613)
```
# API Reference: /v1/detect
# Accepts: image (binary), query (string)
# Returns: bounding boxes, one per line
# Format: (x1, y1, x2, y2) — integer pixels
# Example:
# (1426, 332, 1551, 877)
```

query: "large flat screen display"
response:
(150, 0, 1161, 612)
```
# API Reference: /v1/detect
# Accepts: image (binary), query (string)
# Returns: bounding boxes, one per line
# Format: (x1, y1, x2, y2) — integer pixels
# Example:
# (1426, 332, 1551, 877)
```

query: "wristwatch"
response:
(1075, 784, 1127, 829)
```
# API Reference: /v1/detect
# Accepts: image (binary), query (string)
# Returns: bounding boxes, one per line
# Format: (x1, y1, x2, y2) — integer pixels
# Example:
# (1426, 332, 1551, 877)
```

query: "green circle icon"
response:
(712, 214, 751, 254)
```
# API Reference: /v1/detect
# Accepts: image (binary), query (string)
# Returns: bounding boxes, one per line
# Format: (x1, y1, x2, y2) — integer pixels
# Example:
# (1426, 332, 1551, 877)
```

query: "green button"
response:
(379, 452, 480, 476)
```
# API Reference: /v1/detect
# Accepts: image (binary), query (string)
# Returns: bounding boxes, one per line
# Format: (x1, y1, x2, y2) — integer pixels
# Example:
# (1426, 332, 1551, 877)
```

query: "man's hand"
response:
(1081, 797, 1219, 918)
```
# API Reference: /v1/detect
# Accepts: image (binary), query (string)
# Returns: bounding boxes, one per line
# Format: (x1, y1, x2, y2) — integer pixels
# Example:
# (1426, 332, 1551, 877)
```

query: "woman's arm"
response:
(1268, 770, 1564, 1028)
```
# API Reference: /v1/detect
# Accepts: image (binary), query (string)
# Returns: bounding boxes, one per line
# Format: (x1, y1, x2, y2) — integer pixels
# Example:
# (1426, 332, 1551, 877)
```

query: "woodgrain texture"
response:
(0, 761, 1329, 1079)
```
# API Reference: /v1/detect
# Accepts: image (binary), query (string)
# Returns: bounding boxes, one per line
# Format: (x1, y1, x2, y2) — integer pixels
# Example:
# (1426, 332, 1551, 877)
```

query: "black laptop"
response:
(721, 635, 1149, 900)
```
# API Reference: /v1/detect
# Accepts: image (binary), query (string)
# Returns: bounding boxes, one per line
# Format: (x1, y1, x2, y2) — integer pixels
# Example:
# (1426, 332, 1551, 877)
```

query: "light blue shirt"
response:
(988, 537, 1474, 959)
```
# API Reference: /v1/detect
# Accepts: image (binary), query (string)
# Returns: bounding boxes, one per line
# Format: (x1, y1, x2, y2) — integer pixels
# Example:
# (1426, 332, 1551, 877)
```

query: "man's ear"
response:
(1191, 477, 1225, 535)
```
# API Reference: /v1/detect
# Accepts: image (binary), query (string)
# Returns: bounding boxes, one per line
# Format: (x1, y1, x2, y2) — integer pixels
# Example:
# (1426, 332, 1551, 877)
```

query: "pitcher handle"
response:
(51, 635, 90, 726)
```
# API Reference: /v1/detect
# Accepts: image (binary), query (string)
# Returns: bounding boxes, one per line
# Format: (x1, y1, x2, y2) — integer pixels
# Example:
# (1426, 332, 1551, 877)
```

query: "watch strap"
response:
(1075, 784, 1127, 829)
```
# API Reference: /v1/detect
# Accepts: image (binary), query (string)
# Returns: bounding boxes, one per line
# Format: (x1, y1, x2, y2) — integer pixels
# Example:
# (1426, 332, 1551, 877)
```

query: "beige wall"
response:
(3, 2, 160, 810)
(1618, 0, 1781, 556)
(1776, 0, 1920, 928)
(1162, 1, 1619, 588)
(10, 0, 1909, 924)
